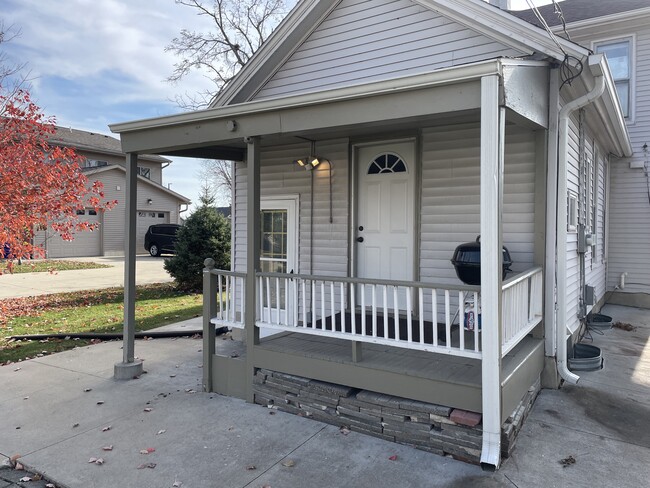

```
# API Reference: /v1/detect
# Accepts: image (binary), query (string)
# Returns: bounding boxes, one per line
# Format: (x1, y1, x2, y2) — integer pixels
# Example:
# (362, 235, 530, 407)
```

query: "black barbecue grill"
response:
(451, 236, 512, 285)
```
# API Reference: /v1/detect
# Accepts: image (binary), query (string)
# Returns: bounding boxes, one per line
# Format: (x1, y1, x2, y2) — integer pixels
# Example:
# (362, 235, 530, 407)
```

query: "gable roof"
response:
(214, 0, 590, 107)
(510, 0, 650, 28)
(51, 126, 170, 164)
(84, 164, 191, 204)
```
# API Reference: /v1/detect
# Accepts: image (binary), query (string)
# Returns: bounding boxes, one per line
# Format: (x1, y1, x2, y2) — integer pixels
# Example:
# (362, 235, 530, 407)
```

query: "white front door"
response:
(259, 197, 298, 335)
(356, 141, 415, 287)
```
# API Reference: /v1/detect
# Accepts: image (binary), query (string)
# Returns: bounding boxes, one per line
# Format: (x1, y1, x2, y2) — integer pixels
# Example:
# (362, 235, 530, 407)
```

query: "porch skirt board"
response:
(253, 369, 541, 465)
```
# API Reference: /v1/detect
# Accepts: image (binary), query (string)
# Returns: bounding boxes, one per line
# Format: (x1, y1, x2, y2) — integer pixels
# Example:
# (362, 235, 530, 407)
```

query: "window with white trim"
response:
(567, 191, 578, 232)
(137, 166, 151, 179)
(595, 38, 632, 118)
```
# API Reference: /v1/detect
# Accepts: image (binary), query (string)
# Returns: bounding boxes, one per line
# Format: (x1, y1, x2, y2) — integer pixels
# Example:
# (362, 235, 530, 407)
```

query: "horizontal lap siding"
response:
(253, 0, 525, 100)
(419, 124, 537, 288)
(607, 26, 650, 294)
(566, 117, 580, 333)
(233, 140, 349, 277)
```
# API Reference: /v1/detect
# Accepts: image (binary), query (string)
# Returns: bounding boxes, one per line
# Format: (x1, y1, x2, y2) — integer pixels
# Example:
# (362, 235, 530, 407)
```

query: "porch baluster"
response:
(275, 277, 281, 325)
(406, 287, 413, 343)
(301, 279, 307, 328)
(432, 289, 438, 347)
(311, 280, 316, 329)
(445, 290, 451, 350)
(340, 283, 346, 334)
(371, 284, 377, 338)
(217, 273, 224, 321)
(266, 277, 272, 325)
(382, 285, 388, 339)
(258, 276, 264, 323)
(393, 286, 400, 341)
(321, 281, 326, 330)
(350, 282, 356, 336)
(418, 288, 424, 345)
(458, 290, 465, 351)
(473, 291, 480, 352)
(330, 282, 336, 331)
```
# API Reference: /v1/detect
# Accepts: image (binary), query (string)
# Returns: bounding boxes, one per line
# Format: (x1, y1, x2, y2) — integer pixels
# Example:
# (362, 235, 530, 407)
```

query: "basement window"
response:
(567, 192, 578, 232)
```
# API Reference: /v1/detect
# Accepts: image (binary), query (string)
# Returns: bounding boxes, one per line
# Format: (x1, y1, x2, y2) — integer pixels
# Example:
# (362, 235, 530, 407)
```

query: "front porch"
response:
(203, 265, 545, 463)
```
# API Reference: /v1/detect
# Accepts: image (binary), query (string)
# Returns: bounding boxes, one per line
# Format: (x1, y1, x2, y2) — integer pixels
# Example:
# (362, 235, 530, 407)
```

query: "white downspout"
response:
(556, 55, 606, 385)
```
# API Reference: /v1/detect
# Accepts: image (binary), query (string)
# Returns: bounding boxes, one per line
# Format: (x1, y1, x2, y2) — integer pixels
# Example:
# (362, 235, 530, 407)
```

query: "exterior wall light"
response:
(147, 198, 153, 205)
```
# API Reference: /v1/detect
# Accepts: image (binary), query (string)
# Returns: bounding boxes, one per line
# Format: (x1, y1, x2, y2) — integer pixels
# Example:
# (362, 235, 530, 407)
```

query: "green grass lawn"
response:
(0, 283, 202, 364)
(0, 259, 111, 274)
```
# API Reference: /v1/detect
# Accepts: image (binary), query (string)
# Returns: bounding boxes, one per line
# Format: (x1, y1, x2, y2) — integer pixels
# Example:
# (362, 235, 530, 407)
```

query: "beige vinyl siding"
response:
(419, 123, 537, 286)
(571, 21, 650, 295)
(233, 139, 350, 276)
(253, 0, 526, 100)
(607, 160, 650, 293)
(565, 116, 581, 333)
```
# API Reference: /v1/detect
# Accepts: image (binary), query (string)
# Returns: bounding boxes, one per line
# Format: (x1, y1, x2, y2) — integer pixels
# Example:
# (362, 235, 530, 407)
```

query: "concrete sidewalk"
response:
(0, 256, 172, 299)
(1, 305, 649, 488)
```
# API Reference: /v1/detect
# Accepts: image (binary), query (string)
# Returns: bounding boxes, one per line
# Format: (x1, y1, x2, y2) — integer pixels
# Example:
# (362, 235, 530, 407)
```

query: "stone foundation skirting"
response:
(253, 369, 541, 464)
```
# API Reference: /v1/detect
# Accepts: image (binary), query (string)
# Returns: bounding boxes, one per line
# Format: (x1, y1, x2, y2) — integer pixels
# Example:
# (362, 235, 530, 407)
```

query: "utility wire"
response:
(551, 0, 571, 41)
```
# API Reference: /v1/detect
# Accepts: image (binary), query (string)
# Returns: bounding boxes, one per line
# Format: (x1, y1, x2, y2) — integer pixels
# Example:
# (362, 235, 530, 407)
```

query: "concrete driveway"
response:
(0, 256, 173, 298)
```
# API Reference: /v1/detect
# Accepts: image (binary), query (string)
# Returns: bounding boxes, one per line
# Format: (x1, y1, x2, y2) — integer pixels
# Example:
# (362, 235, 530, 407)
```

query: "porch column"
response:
(479, 75, 504, 470)
(245, 136, 261, 402)
(114, 152, 143, 379)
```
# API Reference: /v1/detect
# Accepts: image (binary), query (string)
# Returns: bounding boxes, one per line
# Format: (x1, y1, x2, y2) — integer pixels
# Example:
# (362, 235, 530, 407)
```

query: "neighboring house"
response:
(110, 0, 632, 469)
(510, 0, 650, 308)
(35, 127, 190, 257)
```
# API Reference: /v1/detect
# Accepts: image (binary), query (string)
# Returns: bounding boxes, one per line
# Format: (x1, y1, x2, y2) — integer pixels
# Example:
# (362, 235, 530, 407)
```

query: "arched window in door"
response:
(367, 153, 408, 174)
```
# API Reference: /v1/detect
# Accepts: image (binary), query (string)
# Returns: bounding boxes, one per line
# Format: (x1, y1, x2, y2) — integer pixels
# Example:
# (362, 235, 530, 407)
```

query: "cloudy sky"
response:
(2, 0, 552, 210)
(2, 0, 220, 210)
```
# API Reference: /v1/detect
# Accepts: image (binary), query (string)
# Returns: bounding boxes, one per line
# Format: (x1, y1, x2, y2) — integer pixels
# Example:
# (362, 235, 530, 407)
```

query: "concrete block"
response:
(337, 405, 381, 423)
(449, 409, 482, 427)
(308, 379, 357, 398)
(113, 360, 144, 380)
(399, 398, 452, 417)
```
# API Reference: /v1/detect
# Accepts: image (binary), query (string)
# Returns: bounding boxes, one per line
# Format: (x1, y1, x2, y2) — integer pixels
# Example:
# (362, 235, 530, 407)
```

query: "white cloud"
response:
(4, 0, 214, 103)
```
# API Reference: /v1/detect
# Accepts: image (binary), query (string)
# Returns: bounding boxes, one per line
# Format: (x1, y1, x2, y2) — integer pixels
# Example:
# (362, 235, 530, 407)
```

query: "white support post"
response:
(114, 152, 143, 380)
(245, 136, 261, 402)
(479, 75, 504, 471)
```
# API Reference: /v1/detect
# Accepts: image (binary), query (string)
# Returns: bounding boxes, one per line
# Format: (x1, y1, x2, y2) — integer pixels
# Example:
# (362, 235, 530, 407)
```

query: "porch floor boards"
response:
(255, 330, 541, 389)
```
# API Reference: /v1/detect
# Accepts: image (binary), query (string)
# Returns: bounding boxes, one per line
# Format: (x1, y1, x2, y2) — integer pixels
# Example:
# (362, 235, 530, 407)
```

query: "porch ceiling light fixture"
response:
(294, 156, 325, 170)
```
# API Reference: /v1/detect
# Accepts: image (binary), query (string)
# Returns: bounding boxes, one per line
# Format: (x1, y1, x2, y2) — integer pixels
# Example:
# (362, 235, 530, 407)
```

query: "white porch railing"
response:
(256, 272, 483, 359)
(501, 266, 543, 356)
(207, 269, 246, 329)
(203, 267, 543, 360)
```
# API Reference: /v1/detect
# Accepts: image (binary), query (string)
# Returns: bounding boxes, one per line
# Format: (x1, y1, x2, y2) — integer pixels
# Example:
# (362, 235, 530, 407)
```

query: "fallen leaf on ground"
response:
(96, 401, 105, 405)
(46, 484, 56, 488)
(140, 448, 156, 454)
(102, 446, 113, 451)
(156, 429, 166, 435)
(246, 465, 256, 470)
(102, 426, 112, 432)
(169, 374, 176, 378)
(172, 482, 183, 487)
(15, 462, 24, 470)
(281, 459, 296, 468)
(72, 423, 80, 428)
(137, 463, 157, 469)
(84, 388, 92, 392)
(143, 407, 153, 412)
(10, 454, 21, 463)
(88, 457, 98, 463)
(13, 367, 21, 371)
(339, 427, 351, 436)
(23, 396, 29, 400)
(19, 476, 32, 482)
(388, 455, 398, 461)
(33, 473, 42, 481)
(613, 322, 637, 331)
(559, 455, 576, 467)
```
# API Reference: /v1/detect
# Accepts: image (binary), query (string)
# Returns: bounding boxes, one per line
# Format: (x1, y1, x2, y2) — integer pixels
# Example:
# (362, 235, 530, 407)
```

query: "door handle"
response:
(356, 237, 364, 243)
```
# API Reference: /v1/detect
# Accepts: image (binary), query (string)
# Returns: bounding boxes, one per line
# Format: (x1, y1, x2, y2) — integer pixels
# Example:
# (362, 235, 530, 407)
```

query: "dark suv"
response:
(144, 224, 181, 257)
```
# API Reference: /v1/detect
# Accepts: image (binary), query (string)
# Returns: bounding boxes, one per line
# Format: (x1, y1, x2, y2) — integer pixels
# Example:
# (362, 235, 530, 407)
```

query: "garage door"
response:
(137, 211, 169, 254)
(46, 209, 102, 258)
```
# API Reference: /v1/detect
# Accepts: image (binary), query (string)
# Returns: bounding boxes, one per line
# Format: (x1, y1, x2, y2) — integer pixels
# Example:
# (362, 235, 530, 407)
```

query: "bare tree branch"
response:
(199, 159, 232, 205)
(166, 0, 290, 110)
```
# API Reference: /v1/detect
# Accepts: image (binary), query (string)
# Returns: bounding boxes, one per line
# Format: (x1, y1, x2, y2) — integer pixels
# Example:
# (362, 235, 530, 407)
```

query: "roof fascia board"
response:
(595, 56, 632, 157)
(86, 165, 192, 203)
(552, 7, 650, 34)
(413, 0, 588, 62)
(213, 0, 340, 107)
(53, 141, 169, 163)
(111, 59, 501, 135)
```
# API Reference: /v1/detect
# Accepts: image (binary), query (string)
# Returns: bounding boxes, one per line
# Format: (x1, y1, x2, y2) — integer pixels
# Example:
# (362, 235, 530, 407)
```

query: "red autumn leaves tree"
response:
(0, 88, 116, 261)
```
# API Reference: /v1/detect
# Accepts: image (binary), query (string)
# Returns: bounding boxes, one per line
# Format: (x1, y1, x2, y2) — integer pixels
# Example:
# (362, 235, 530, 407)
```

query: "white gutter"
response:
(556, 55, 606, 385)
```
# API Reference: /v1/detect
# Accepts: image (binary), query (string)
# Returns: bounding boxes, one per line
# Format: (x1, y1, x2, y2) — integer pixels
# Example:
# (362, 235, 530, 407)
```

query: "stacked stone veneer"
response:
(253, 369, 541, 464)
